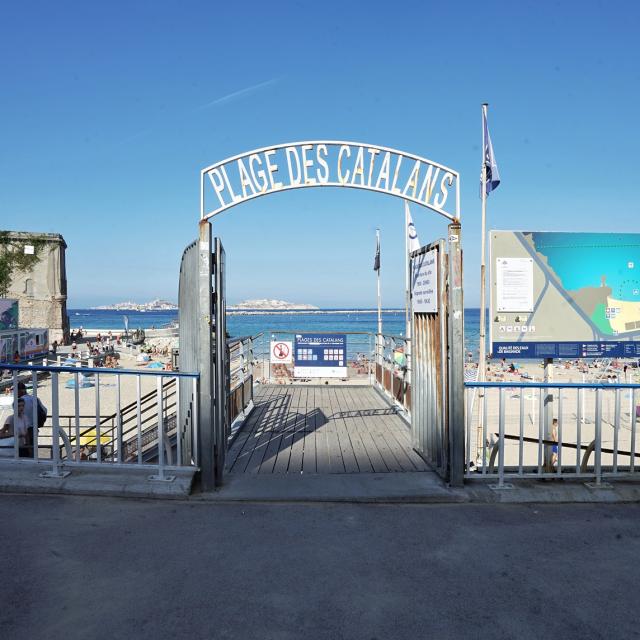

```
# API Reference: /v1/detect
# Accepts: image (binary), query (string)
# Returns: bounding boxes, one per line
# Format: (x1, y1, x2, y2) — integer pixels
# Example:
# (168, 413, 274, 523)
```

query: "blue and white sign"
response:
(493, 341, 640, 359)
(294, 334, 347, 378)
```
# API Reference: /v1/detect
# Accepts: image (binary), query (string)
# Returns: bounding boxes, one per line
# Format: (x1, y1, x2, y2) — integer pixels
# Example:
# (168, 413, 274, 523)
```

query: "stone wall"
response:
(3, 231, 69, 344)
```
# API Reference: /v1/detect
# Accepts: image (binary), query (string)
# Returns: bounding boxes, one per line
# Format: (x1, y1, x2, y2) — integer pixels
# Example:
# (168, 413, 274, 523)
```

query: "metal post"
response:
(116, 374, 123, 464)
(198, 219, 215, 490)
(595, 388, 602, 485)
(149, 376, 175, 482)
(447, 222, 465, 487)
(40, 371, 70, 478)
(31, 371, 38, 459)
(74, 371, 81, 461)
(543, 358, 554, 472)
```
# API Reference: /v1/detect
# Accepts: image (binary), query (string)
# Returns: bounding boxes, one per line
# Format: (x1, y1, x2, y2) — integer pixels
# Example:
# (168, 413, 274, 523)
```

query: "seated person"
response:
(0, 398, 28, 457)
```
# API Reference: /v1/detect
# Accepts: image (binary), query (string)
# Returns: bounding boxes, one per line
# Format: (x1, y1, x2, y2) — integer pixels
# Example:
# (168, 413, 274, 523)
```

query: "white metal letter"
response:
(300, 144, 316, 185)
(433, 171, 454, 209)
(375, 152, 391, 190)
(417, 165, 441, 204)
(350, 146, 366, 186)
(285, 146, 302, 186)
(249, 154, 268, 192)
(366, 148, 379, 187)
(207, 169, 227, 206)
(337, 145, 351, 184)
(237, 157, 257, 198)
(316, 144, 329, 183)
(402, 160, 421, 198)
(391, 154, 403, 194)
(264, 149, 283, 190)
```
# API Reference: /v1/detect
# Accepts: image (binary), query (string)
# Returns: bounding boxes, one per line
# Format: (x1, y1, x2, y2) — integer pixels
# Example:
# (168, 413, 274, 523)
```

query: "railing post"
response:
(40, 371, 70, 478)
(447, 222, 465, 487)
(149, 376, 175, 482)
(116, 374, 123, 464)
(595, 387, 602, 485)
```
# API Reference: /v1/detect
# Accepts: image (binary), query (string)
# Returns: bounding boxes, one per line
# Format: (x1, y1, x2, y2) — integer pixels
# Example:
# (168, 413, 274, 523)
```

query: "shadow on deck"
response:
(225, 385, 428, 475)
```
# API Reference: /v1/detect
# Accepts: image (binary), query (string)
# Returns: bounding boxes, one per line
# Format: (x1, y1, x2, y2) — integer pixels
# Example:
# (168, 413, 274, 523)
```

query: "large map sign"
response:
(490, 231, 640, 359)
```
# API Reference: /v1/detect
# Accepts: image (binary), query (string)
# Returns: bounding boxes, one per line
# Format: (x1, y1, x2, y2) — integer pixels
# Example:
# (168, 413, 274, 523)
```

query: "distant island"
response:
(93, 298, 178, 311)
(228, 299, 319, 311)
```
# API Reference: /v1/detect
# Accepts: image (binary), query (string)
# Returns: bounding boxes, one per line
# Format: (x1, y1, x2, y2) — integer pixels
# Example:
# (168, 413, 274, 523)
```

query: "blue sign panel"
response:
(493, 341, 640, 359)
(294, 334, 347, 367)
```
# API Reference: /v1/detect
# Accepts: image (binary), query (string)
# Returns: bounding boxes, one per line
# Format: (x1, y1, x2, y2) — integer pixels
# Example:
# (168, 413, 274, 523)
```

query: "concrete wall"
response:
(3, 231, 69, 344)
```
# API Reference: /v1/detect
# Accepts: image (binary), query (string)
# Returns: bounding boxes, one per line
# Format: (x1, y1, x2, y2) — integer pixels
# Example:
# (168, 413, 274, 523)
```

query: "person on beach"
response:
(551, 418, 559, 467)
(0, 398, 28, 457)
(13, 381, 47, 456)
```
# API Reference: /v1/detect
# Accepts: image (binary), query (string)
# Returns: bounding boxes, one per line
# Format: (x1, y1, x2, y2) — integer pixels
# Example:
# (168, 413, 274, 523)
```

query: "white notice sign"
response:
(496, 257, 534, 312)
(412, 250, 438, 313)
(270, 341, 293, 364)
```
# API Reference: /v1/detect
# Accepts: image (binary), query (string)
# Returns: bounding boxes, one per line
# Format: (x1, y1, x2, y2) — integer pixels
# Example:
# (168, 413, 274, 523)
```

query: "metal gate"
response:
(178, 221, 229, 489)
(410, 223, 464, 486)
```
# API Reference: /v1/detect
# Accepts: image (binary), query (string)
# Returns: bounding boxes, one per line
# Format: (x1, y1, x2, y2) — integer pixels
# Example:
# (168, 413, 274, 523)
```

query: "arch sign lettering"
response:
(201, 141, 460, 222)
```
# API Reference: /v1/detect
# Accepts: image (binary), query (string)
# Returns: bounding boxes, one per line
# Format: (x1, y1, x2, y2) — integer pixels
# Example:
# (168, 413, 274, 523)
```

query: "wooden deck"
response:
(225, 385, 429, 474)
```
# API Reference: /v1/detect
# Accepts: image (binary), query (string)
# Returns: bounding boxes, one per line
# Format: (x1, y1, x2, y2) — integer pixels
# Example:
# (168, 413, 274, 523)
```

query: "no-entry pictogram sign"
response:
(270, 341, 292, 364)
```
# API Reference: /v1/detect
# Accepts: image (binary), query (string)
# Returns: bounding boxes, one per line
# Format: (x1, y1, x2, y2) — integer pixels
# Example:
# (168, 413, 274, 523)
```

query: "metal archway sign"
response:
(201, 141, 460, 221)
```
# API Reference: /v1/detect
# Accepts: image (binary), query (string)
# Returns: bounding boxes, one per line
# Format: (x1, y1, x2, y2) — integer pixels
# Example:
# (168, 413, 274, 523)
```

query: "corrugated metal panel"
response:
(411, 240, 449, 478)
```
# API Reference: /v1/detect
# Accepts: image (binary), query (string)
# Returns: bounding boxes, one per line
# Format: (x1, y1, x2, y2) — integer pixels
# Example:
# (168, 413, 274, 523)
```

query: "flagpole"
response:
(478, 102, 489, 463)
(376, 228, 382, 370)
(404, 201, 410, 340)
(376, 228, 382, 336)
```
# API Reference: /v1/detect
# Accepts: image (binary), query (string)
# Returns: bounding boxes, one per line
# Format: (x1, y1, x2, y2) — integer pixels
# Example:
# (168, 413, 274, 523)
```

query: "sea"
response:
(69, 308, 482, 360)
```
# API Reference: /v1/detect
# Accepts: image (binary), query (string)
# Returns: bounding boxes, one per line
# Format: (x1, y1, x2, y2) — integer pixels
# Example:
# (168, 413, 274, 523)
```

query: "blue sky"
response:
(1, 0, 638, 308)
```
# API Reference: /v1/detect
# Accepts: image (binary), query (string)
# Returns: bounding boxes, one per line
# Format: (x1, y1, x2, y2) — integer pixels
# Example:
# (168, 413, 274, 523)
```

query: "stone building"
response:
(2, 231, 69, 343)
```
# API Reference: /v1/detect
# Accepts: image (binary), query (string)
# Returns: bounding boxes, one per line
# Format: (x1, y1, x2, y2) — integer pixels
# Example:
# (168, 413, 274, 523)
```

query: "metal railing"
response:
(227, 334, 258, 439)
(0, 363, 199, 481)
(465, 380, 640, 487)
(374, 333, 411, 414)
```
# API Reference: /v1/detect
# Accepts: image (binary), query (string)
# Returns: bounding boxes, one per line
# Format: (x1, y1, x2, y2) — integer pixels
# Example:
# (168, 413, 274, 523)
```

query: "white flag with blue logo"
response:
(406, 205, 420, 254)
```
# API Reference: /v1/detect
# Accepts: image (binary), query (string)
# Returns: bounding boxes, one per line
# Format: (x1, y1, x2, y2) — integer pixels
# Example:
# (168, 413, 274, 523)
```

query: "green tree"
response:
(0, 232, 46, 297)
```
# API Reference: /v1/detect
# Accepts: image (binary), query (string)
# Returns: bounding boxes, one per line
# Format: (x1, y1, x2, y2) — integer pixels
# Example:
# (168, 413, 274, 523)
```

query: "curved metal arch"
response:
(200, 140, 460, 222)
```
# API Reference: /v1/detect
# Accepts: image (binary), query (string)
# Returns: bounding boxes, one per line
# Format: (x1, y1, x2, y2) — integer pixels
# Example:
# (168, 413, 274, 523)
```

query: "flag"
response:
(406, 206, 420, 254)
(373, 232, 380, 271)
(481, 106, 500, 197)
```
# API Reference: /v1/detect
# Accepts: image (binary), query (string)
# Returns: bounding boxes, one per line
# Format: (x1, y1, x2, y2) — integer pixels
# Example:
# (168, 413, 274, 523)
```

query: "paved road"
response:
(1, 495, 638, 639)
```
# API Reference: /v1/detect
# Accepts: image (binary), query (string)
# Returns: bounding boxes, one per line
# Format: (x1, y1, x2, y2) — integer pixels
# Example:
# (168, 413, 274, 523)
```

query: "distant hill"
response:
(93, 299, 178, 311)
(228, 299, 318, 311)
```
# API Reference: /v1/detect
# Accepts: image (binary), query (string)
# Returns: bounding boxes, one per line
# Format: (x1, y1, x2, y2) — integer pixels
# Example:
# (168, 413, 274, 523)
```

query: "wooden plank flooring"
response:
(225, 385, 429, 475)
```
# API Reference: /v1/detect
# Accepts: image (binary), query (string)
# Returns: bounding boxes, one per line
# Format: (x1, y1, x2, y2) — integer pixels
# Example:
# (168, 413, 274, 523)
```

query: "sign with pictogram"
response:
(270, 341, 293, 364)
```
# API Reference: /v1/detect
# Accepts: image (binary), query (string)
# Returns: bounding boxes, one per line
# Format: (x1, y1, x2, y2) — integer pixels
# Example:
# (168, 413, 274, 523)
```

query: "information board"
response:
(294, 334, 347, 378)
(490, 231, 640, 359)
(411, 249, 438, 313)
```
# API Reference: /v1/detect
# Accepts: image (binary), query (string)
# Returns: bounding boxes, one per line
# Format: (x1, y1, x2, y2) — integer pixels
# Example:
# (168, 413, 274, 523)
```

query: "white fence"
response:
(0, 363, 199, 481)
(465, 381, 640, 487)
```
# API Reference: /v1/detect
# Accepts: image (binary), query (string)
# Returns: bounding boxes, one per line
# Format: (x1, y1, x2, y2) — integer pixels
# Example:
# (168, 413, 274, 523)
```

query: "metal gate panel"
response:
(213, 237, 229, 485)
(411, 240, 448, 478)
(178, 240, 199, 466)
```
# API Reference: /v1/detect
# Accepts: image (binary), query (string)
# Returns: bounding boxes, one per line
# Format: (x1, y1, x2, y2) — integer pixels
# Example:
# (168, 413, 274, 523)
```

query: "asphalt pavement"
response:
(1, 494, 638, 640)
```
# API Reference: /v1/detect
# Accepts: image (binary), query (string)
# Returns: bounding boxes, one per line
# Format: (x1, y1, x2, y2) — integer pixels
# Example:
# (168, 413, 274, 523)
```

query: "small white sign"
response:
(496, 257, 534, 312)
(270, 341, 292, 364)
(412, 249, 438, 313)
(24, 245, 34, 255)
(294, 366, 347, 378)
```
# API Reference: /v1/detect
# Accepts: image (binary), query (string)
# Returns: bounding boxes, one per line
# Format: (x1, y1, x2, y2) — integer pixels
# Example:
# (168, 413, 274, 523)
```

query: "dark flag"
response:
(480, 107, 501, 197)
(373, 234, 380, 271)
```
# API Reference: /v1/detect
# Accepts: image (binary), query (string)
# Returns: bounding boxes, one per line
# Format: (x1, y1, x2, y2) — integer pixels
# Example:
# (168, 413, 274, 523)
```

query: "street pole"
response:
(477, 103, 489, 463)
(376, 229, 382, 368)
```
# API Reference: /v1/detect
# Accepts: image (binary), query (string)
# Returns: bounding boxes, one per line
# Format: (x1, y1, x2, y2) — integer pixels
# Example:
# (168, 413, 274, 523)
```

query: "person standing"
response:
(14, 382, 47, 457)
